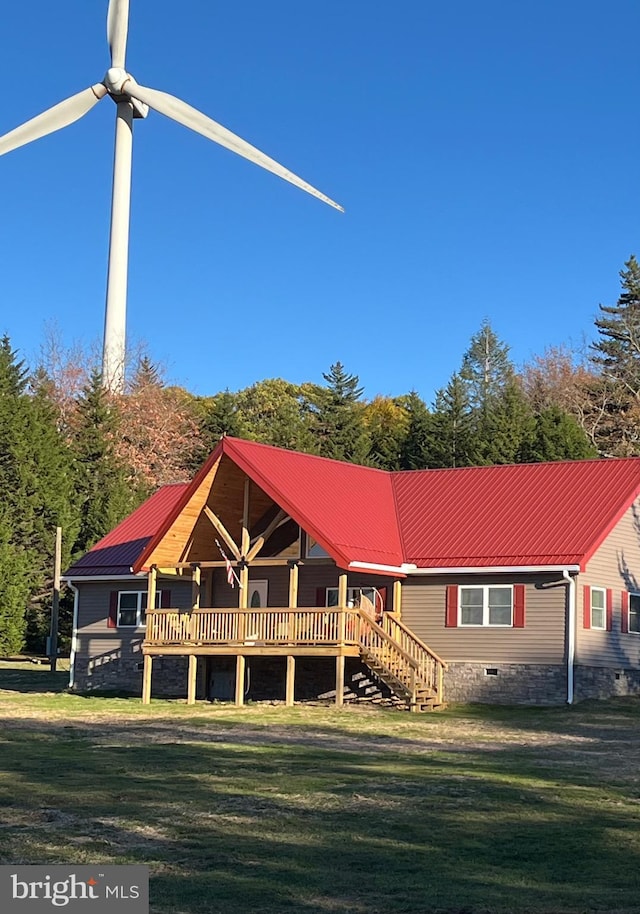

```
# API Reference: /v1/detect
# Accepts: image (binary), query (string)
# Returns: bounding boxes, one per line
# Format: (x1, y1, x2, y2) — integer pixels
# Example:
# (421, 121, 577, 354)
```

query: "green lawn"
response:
(1, 663, 639, 913)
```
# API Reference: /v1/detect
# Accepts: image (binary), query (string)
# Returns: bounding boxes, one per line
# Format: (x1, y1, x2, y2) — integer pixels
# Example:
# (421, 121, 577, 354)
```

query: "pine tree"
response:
(71, 370, 136, 556)
(398, 391, 434, 469)
(460, 319, 514, 412)
(309, 362, 370, 463)
(0, 337, 79, 651)
(0, 509, 31, 656)
(590, 256, 640, 455)
(428, 374, 475, 467)
(522, 406, 598, 462)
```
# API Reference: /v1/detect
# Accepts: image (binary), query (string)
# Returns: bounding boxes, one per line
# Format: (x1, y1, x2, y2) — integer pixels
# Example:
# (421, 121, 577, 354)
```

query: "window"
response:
(306, 536, 329, 558)
(117, 591, 161, 628)
(590, 587, 606, 630)
(630, 594, 640, 634)
(459, 586, 513, 627)
(325, 587, 383, 613)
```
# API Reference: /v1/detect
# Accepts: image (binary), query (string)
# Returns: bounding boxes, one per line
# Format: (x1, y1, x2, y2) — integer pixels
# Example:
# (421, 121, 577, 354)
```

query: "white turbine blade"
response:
(0, 85, 107, 157)
(107, 0, 130, 69)
(126, 81, 344, 212)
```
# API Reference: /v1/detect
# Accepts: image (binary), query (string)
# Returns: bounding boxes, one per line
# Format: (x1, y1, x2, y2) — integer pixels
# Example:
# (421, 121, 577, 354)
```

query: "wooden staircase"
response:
(358, 611, 448, 711)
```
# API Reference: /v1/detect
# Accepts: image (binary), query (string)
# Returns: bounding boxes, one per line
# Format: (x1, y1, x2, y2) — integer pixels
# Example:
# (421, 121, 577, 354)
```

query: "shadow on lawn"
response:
(0, 666, 69, 694)
(0, 720, 638, 913)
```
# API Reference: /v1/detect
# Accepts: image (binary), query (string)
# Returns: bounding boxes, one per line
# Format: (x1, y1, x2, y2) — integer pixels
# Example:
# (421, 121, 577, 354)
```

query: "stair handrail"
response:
(358, 611, 427, 702)
(381, 613, 449, 671)
(358, 610, 446, 703)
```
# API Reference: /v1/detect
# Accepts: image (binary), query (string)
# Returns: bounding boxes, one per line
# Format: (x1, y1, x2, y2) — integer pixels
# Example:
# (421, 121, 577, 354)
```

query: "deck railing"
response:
(380, 613, 448, 696)
(145, 607, 360, 647)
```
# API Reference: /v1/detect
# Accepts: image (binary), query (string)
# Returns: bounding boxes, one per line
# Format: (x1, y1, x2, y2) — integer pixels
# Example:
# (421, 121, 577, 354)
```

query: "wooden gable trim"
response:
(134, 451, 223, 572)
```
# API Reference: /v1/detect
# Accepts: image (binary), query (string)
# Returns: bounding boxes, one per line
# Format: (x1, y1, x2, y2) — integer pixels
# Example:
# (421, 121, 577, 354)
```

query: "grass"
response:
(1, 663, 639, 913)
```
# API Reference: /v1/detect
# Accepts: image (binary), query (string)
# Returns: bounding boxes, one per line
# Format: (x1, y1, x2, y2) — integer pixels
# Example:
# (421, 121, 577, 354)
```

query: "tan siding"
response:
(401, 574, 567, 663)
(578, 500, 640, 668)
(75, 580, 193, 665)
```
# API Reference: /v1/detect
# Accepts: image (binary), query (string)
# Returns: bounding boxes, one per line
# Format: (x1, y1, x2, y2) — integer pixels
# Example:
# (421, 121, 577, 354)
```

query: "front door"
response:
(248, 580, 268, 608)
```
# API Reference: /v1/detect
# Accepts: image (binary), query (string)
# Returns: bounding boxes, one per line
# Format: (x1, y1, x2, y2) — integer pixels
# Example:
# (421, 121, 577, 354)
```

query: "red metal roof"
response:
(221, 437, 405, 570)
(64, 483, 189, 577)
(392, 458, 640, 569)
(68, 438, 640, 578)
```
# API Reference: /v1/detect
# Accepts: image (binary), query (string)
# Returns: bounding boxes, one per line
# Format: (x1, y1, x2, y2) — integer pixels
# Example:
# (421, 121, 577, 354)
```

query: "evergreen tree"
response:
(460, 319, 514, 412)
(592, 256, 640, 392)
(309, 362, 370, 463)
(428, 374, 475, 467)
(590, 256, 640, 455)
(71, 370, 135, 556)
(522, 405, 598, 462)
(0, 337, 78, 651)
(0, 509, 31, 655)
(475, 379, 536, 465)
(398, 391, 433, 469)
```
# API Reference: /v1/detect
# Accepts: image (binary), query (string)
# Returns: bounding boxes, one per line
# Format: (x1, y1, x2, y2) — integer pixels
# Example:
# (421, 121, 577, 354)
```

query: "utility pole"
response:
(49, 527, 62, 673)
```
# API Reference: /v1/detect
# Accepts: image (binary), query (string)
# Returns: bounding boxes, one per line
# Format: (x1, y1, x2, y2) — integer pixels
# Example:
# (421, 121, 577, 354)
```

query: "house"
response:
(64, 436, 640, 708)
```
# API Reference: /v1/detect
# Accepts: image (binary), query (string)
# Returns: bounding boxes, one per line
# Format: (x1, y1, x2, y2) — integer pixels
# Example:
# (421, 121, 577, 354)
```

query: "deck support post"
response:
(286, 655, 295, 706)
(142, 654, 153, 704)
(235, 655, 246, 706)
(335, 654, 345, 707)
(187, 654, 198, 705)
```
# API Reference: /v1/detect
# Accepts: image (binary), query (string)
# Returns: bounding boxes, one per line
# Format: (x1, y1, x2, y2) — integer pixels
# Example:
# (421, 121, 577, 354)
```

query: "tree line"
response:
(2, 255, 640, 654)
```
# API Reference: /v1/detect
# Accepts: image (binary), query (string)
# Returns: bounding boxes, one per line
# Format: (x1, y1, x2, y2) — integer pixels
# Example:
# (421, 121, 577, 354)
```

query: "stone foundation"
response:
(574, 665, 640, 701)
(445, 662, 568, 705)
(73, 654, 392, 704)
(73, 653, 190, 697)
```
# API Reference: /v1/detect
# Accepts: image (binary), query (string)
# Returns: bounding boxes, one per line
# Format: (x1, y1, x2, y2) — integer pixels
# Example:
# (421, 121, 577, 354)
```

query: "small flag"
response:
(216, 539, 243, 589)
(225, 557, 235, 588)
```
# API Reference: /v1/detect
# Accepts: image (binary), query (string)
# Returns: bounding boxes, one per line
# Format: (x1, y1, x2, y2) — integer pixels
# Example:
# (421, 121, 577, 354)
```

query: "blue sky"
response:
(0, 0, 637, 403)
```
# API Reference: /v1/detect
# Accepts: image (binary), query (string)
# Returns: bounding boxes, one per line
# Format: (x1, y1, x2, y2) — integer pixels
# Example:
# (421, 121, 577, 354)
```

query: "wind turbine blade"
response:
(126, 81, 344, 212)
(0, 85, 107, 156)
(107, 0, 130, 69)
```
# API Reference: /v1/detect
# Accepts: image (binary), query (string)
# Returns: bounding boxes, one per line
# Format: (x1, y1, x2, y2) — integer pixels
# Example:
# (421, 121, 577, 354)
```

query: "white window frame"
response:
(117, 590, 161, 628)
(590, 587, 607, 631)
(629, 593, 640, 635)
(458, 585, 513, 627)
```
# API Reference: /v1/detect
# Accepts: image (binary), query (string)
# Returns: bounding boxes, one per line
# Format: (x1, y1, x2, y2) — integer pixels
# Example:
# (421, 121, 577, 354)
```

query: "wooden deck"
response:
(142, 606, 448, 711)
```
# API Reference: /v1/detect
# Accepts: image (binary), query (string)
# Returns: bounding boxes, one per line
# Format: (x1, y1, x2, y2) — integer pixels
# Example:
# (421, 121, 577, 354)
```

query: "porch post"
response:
(393, 580, 402, 618)
(187, 654, 198, 705)
(338, 573, 348, 608)
(191, 564, 201, 609)
(235, 655, 246, 706)
(335, 655, 345, 708)
(288, 560, 299, 608)
(142, 654, 153, 704)
(286, 655, 296, 706)
(147, 565, 157, 614)
(242, 478, 251, 557)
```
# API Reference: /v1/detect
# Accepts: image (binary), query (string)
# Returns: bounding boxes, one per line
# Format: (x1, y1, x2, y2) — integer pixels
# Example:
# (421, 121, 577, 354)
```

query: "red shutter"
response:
(445, 585, 458, 627)
(606, 588, 613, 632)
(513, 584, 526, 628)
(316, 587, 327, 608)
(108, 591, 118, 629)
(583, 585, 591, 630)
(621, 591, 629, 634)
(160, 589, 172, 609)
